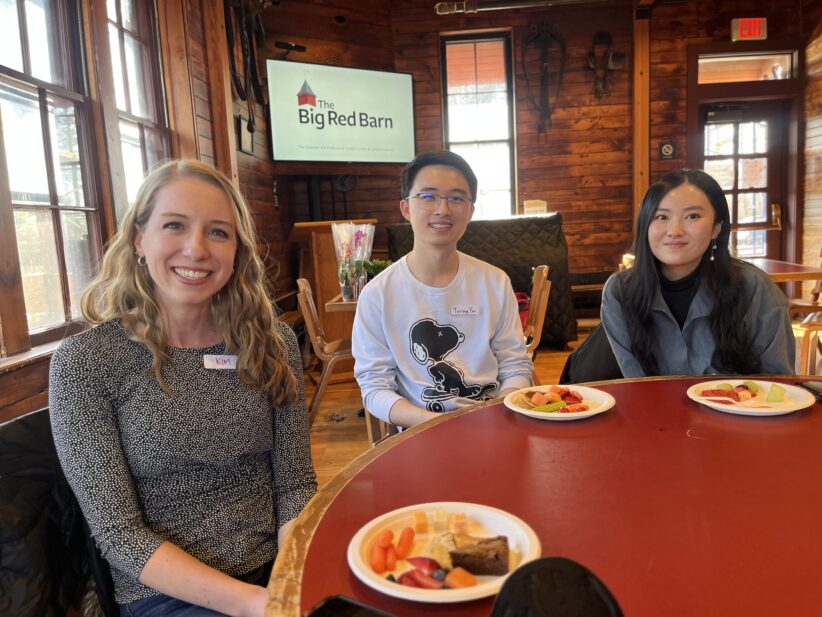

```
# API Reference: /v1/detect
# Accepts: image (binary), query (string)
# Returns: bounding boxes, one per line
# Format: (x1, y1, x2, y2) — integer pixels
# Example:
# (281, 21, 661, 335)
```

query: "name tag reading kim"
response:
(451, 304, 479, 316)
(203, 354, 238, 370)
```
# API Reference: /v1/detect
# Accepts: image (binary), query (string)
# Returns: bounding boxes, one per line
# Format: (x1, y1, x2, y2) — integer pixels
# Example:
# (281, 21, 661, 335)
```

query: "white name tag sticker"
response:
(451, 304, 479, 316)
(203, 354, 238, 369)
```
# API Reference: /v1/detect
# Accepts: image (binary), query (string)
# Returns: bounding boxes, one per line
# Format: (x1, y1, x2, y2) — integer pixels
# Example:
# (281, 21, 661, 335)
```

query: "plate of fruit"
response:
(686, 379, 815, 416)
(347, 502, 541, 603)
(503, 385, 616, 421)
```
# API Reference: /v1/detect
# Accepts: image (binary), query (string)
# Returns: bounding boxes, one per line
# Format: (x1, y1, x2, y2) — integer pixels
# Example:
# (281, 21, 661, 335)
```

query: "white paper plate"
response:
(503, 385, 616, 421)
(686, 379, 815, 416)
(347, 501, 541, 603)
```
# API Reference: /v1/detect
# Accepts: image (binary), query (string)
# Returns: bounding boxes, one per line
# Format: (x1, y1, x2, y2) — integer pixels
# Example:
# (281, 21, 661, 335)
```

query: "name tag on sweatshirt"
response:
(203, 354, 238, 369)
(451, 304, 479, 316)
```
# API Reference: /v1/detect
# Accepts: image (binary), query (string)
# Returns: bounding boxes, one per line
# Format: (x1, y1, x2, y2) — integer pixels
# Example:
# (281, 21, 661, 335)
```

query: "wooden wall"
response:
(185, 0, 216, 167)
(801, 0, 822, 289)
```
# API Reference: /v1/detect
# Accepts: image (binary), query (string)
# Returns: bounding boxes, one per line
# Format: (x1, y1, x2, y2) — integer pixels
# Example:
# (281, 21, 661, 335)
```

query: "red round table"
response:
(267, 377, 822, 616)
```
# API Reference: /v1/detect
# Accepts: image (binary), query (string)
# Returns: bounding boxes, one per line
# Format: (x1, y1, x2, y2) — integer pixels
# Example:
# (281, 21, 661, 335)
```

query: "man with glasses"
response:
(352, 151, 533, 428)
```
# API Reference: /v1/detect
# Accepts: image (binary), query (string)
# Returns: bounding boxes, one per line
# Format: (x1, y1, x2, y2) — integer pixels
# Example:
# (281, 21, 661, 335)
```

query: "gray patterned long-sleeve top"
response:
(49, 319, 317, 603)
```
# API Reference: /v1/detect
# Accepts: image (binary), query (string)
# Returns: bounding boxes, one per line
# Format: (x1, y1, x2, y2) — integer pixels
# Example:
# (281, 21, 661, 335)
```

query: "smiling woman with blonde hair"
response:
(50, 159, 316, 617)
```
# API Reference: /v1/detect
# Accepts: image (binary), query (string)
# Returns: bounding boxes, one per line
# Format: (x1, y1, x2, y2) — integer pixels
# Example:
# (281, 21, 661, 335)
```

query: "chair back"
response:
(524, 265, 551, 359)
(788, 248, 822, 318)
(365, 409, 400, 447)
(297, 278, 329, 363)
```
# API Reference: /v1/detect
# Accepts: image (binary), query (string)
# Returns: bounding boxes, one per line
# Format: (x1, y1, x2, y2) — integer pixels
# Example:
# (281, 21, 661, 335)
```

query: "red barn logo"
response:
(297, 80, 316, 106)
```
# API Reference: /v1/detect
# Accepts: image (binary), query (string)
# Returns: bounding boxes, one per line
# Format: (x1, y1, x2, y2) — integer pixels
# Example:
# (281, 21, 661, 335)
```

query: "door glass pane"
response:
(48, 95, 84, 206)
(735, 230, 766, 258)
(738, 192, 768, 223)
(698, 53, 794, 84)
(109, 23, 127, 110)
(124, 34, 148, 118)
(119, 119, 144, 203)
(703, 158, 734, 190)
(25, 0, 64, 86)
(0, 81, 50, 203)
(60, 210, 94, 319)
(450, 141, 511, 220)
(0, 0, 24, 72)
(738, 121, 767, 154)
(704, 123, 734, 156)
(13, 208, 65, 329)
(738, 158, 767, 189)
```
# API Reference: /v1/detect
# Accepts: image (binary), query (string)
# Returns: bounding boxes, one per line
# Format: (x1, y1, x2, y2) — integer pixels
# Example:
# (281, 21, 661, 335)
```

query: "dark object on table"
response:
(491, 557, 623, 617)
(387, 214, 576, 346)
(304, 594, 397, 616)
(560, 324, 622, 384)
(796, 381, 822, 403)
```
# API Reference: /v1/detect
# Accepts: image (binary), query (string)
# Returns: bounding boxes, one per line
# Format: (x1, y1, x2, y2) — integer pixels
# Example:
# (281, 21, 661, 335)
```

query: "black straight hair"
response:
(401, 150, 478, 203)
(619, 168, 760, 375)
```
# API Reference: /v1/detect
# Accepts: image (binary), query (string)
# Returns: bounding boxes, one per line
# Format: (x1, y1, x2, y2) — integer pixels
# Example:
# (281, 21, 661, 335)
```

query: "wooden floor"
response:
(304, 337, 585, 489)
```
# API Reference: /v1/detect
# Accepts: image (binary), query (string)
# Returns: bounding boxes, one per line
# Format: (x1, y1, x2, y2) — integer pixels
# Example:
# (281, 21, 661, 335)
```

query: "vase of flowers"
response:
(331, 223, 374, 301)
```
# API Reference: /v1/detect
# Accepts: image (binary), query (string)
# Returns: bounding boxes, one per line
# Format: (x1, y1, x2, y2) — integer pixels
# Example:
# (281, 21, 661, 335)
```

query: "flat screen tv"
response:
(266, 60, 415, 164)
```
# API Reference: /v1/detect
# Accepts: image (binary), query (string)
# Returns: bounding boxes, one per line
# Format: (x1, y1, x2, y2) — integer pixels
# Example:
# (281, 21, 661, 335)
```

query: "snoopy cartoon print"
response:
(409, 318, 497, 412)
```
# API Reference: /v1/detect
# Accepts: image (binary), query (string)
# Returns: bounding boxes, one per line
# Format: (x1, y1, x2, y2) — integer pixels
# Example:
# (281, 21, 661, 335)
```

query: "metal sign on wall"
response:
(731, 18, 767, 42)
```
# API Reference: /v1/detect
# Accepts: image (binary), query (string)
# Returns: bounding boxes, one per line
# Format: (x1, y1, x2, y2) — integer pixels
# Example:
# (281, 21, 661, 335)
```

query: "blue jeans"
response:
(120, 594, 228, 616)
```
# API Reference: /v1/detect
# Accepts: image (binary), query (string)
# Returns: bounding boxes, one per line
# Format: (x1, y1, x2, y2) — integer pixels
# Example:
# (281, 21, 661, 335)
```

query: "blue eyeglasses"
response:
(405, 192, 473, 209)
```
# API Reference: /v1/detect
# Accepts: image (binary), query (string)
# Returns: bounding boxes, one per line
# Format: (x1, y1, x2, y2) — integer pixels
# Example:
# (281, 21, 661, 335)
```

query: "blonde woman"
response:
(49, 160, 317, 617)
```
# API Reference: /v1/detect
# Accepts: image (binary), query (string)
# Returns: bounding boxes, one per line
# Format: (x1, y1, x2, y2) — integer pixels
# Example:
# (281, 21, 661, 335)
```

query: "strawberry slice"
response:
(407, 568, 444, 589)
(405, 556, 442, 576)
(396, 571, 419, 587)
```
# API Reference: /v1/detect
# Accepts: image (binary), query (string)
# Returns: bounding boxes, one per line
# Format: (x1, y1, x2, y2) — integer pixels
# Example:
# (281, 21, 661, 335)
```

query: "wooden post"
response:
(633, 1, 654, 217)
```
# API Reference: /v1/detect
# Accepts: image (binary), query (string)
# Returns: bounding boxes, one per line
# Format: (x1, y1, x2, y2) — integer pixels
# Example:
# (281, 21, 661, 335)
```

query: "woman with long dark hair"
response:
(601, 168, 794, 377)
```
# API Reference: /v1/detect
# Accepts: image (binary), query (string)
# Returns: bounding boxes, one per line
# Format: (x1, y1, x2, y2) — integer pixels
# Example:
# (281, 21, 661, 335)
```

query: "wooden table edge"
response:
(324, 293, 358, 313)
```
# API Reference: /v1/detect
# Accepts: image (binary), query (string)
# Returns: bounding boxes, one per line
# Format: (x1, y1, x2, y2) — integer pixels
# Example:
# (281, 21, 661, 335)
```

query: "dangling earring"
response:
(137, 254, 147, 266)
(709, 240, 717, 262)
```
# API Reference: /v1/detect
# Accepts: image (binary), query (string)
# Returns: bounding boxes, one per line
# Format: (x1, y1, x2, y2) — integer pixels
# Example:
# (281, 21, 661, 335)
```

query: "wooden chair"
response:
(364, 408, 400, 447)
(789, 249, 822, 319)
(296, 278, 353, 426)
(795, 312, 822, 375)
(523, 265, 551, 384)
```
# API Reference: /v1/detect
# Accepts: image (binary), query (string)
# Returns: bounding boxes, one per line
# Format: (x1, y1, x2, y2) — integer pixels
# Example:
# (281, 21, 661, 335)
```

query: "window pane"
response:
(450, 141, 511, 220)
(119, 119, 144, 203)
(734, 230, 766, 258)
(109, 23, 127, 110)
(106, 0, 116, 20)
(124, 34, 148, 118)
(704, 123, 734, 156)
(0, 0, 24, 72)
(446, 43, 477, 95)
(25, 0, 64, 86)
(738, 121, 767, 154)
(144, 127, 166, 171)
(703, 158, 734, 190)
(121, 0, 137, 33)
(447, 92, 510, 141)
(698, 53, 793, 84)
(13, 208, 65, 329)
(0, 81, 50, 203)
(738, 192, 768, 224)
(738, 158, 767, 189)
(475, 41, 506, 94)
(60, 210, 94, 319)
(48, 95, 84, 206)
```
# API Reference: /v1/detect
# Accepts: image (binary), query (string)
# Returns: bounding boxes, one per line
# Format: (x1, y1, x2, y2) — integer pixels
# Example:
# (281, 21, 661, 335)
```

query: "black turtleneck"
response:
(659, 269, 700, 329)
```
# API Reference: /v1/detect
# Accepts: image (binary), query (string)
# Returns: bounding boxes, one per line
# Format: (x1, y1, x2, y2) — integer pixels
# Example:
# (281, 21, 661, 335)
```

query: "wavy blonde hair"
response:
(81, 159, 296, 405)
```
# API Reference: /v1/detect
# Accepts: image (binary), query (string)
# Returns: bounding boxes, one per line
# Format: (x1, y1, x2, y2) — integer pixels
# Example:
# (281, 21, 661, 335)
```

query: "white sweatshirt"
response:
(352, 252, 533, 422)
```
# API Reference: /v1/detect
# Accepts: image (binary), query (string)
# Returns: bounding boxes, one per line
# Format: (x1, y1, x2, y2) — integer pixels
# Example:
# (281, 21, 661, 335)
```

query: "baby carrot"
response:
(395, 526, 415, 559)
(370, 541, 387, 574)
(377, 529, 394, 548)
(385, 543, 397, 570)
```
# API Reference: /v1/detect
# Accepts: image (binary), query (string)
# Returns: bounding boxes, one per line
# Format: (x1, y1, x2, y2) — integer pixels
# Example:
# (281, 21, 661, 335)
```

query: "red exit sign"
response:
(731, 18, 768, 41)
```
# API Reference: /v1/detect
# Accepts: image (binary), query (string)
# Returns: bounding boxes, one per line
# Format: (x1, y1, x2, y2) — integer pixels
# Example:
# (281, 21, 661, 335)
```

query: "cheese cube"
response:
(412, 511, 428, 533)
